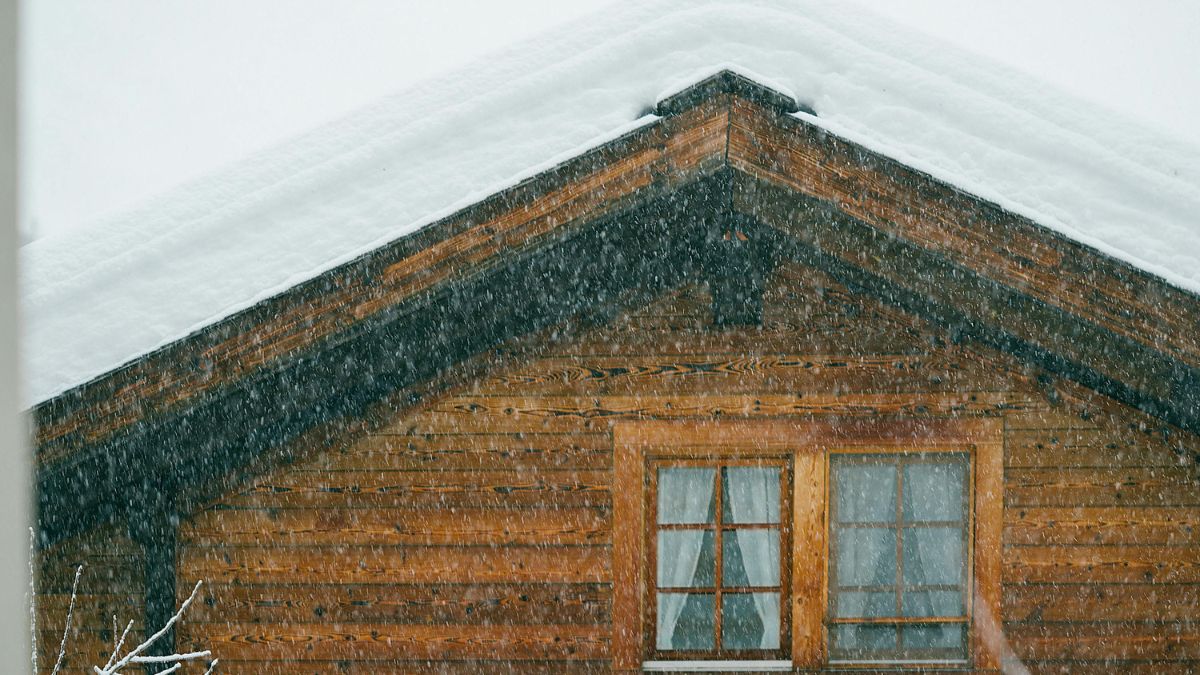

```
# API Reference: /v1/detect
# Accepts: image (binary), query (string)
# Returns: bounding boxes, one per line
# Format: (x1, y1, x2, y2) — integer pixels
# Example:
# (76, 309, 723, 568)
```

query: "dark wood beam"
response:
(127, 486, 177, 658)
(35, 174, 723, 548)
(733, 170, 1200, 437)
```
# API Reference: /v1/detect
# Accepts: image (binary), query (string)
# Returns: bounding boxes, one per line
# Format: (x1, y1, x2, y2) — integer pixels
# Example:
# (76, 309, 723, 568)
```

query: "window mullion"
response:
(714, 464, 723, 653)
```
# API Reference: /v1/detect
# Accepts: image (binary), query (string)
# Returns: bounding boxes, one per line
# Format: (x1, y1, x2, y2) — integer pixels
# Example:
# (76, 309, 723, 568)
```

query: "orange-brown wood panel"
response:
(188, 583, 610, 626)
(189, 623, 609, 661)
(219, 468, 612, 510)
(183, 505, 610, 546)
(158, 261, 1200, 672)
(181, 544, 610, 585)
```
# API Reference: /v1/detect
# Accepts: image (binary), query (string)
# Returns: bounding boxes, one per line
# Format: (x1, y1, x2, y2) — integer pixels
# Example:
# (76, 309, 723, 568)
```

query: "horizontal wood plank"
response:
(184, 623, 609, 661)
(180, 545, 610, 585)
(394, 393, 1040, 435)
(1005, 506, 1200, 546)
(187, 583, 610, 626)
(183, 506, 609, 546)
(1005, 468, 1200, 507)
(307, 433, 611, 472)
(1005, 621, 1200, 661)
(219, 469, 611, 509)
(1005, 546, 1200, 584)
(1004, 583, 1200, 623)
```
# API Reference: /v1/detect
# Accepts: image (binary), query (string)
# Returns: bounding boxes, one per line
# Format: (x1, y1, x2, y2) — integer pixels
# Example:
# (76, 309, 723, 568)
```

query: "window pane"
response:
(656, 593, 715, 650)
(836, 526, 897, 586)
(722, 529, 780, 587)
(902, 590, 965, 618)
(835, 463, 896, 523)
(903, 460, 966, 522)
(722, 593, 780, 650)
(722, 467, 781, 523)
(902, 623, 967, 653)
(831, 624, 897, 656)
(658, 530, 716, 588)
(834, 590, 896, 618)
(658, 468, 716, 524)
(902, 527, 964, 586)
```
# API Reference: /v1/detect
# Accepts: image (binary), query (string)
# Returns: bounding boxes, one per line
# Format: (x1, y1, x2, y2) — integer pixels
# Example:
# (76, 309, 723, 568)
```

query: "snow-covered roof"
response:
(20, 0, 1200, 407)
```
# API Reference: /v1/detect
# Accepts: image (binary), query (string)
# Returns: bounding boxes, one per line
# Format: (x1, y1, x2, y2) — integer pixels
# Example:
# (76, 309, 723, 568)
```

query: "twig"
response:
(104, 618, 134, 671)
(29, 528, 37, 675)
(51, 564, 84, 675)
(95, 580, 206, 675)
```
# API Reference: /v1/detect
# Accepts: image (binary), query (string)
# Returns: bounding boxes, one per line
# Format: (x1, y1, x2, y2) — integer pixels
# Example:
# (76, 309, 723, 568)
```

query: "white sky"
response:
(20, 0, 1200, 242)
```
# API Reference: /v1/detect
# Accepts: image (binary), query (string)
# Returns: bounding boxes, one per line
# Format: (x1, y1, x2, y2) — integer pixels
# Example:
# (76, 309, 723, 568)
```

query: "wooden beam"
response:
(732, 171, 1200, 436)
(36, 174, 726, 548)
(128, 487, 177, 658)
(656, 68, 809, 117)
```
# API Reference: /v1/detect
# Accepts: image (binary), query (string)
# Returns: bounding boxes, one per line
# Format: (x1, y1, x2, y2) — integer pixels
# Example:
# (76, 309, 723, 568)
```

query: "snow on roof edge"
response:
(20, 0, 1200, 407)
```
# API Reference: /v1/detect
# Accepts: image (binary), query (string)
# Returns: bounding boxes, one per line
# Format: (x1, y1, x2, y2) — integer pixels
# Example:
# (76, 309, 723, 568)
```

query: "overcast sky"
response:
(20, 0, 1200, 242)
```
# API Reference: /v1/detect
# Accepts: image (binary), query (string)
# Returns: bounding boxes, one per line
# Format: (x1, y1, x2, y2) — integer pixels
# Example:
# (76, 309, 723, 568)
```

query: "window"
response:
(649, 461, 790, 658)
(612, 420, 1002, 672)
(828, 453, 971, 663)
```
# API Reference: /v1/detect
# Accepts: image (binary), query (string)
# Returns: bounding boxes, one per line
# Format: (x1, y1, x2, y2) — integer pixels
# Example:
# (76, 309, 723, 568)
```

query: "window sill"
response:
(643, 660, 792, 672)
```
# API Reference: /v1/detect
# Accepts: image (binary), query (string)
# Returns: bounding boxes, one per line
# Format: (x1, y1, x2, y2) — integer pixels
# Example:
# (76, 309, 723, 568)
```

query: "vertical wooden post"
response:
(791, 451, 827, 668)
(705, 209, 772, 327)
(129, 487, 178, 658)
(611, 430, 646, 672)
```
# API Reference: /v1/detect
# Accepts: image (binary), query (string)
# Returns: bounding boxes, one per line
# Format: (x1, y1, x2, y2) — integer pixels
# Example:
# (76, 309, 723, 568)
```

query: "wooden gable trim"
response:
(35, 175, 728, 548)
(726, 96, 1200, 371)
(31, 95, 733, 468)
(31, 69, 1200, 552)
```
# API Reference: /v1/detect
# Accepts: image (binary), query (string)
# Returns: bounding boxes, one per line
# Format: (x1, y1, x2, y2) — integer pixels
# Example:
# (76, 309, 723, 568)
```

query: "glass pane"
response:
(902, 590, 965, 618)
(835, 462, 896, 523)
(723, 529, 780, 587)
(656, 593, 715, 650)
(902, 527, 964, 586)
(658, 467, 716, 524)
(658, 530, 716, 588)
(722, 593, 780, 650)
(835, 590, 896, 618)
(902, 623, 967, 653)
(830, 624, 897, 656)
(903, 460, 967, 522)
(722, 467, 781, 523)
(836, 526, 897, 586)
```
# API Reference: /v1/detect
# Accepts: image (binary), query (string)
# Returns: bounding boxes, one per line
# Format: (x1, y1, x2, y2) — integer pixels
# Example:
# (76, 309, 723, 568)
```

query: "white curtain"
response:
(726, 467, 781, 649)
(657, 468, 716, 650)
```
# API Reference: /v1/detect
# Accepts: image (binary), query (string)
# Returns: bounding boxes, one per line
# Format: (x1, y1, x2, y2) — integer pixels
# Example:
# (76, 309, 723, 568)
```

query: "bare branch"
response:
(203, 658, 220, 675)
(104, 618, 134, 671)
(132, 649, 212, 664)
(29, 528, 37, 675)
(50, 564, 84, 675)
(96, 579, 205, 675)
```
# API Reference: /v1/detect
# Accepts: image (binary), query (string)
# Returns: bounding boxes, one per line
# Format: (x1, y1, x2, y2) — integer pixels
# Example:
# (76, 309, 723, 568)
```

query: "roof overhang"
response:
(32, 71, 1200, 547)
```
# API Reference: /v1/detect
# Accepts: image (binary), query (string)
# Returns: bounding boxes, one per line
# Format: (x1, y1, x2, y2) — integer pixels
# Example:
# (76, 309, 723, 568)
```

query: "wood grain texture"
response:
(188, 583, 610, 626)
(151, 260, 1200, 671)
(185, 623, 609, 661)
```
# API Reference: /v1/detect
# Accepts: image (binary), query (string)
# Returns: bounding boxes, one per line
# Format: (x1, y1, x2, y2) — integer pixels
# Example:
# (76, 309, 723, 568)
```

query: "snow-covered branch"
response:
(33, 543, 218, 675)
(93, 580, 213, 675)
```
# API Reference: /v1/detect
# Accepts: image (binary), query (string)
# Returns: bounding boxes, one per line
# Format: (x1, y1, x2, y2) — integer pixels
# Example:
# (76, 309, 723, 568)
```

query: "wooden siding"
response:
(35, 524, 145, 674)
(142, 261, 1200, 673)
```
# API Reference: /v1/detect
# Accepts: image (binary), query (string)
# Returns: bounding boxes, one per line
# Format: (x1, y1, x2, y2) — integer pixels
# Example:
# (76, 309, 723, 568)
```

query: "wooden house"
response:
(26, 9, 1200, 674)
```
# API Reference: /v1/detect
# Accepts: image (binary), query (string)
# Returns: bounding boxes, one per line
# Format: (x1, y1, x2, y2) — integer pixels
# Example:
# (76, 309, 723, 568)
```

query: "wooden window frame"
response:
(613, 418, 1002, 672)
(826, 450, 973, 664)
(646, 457, 793, 660)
